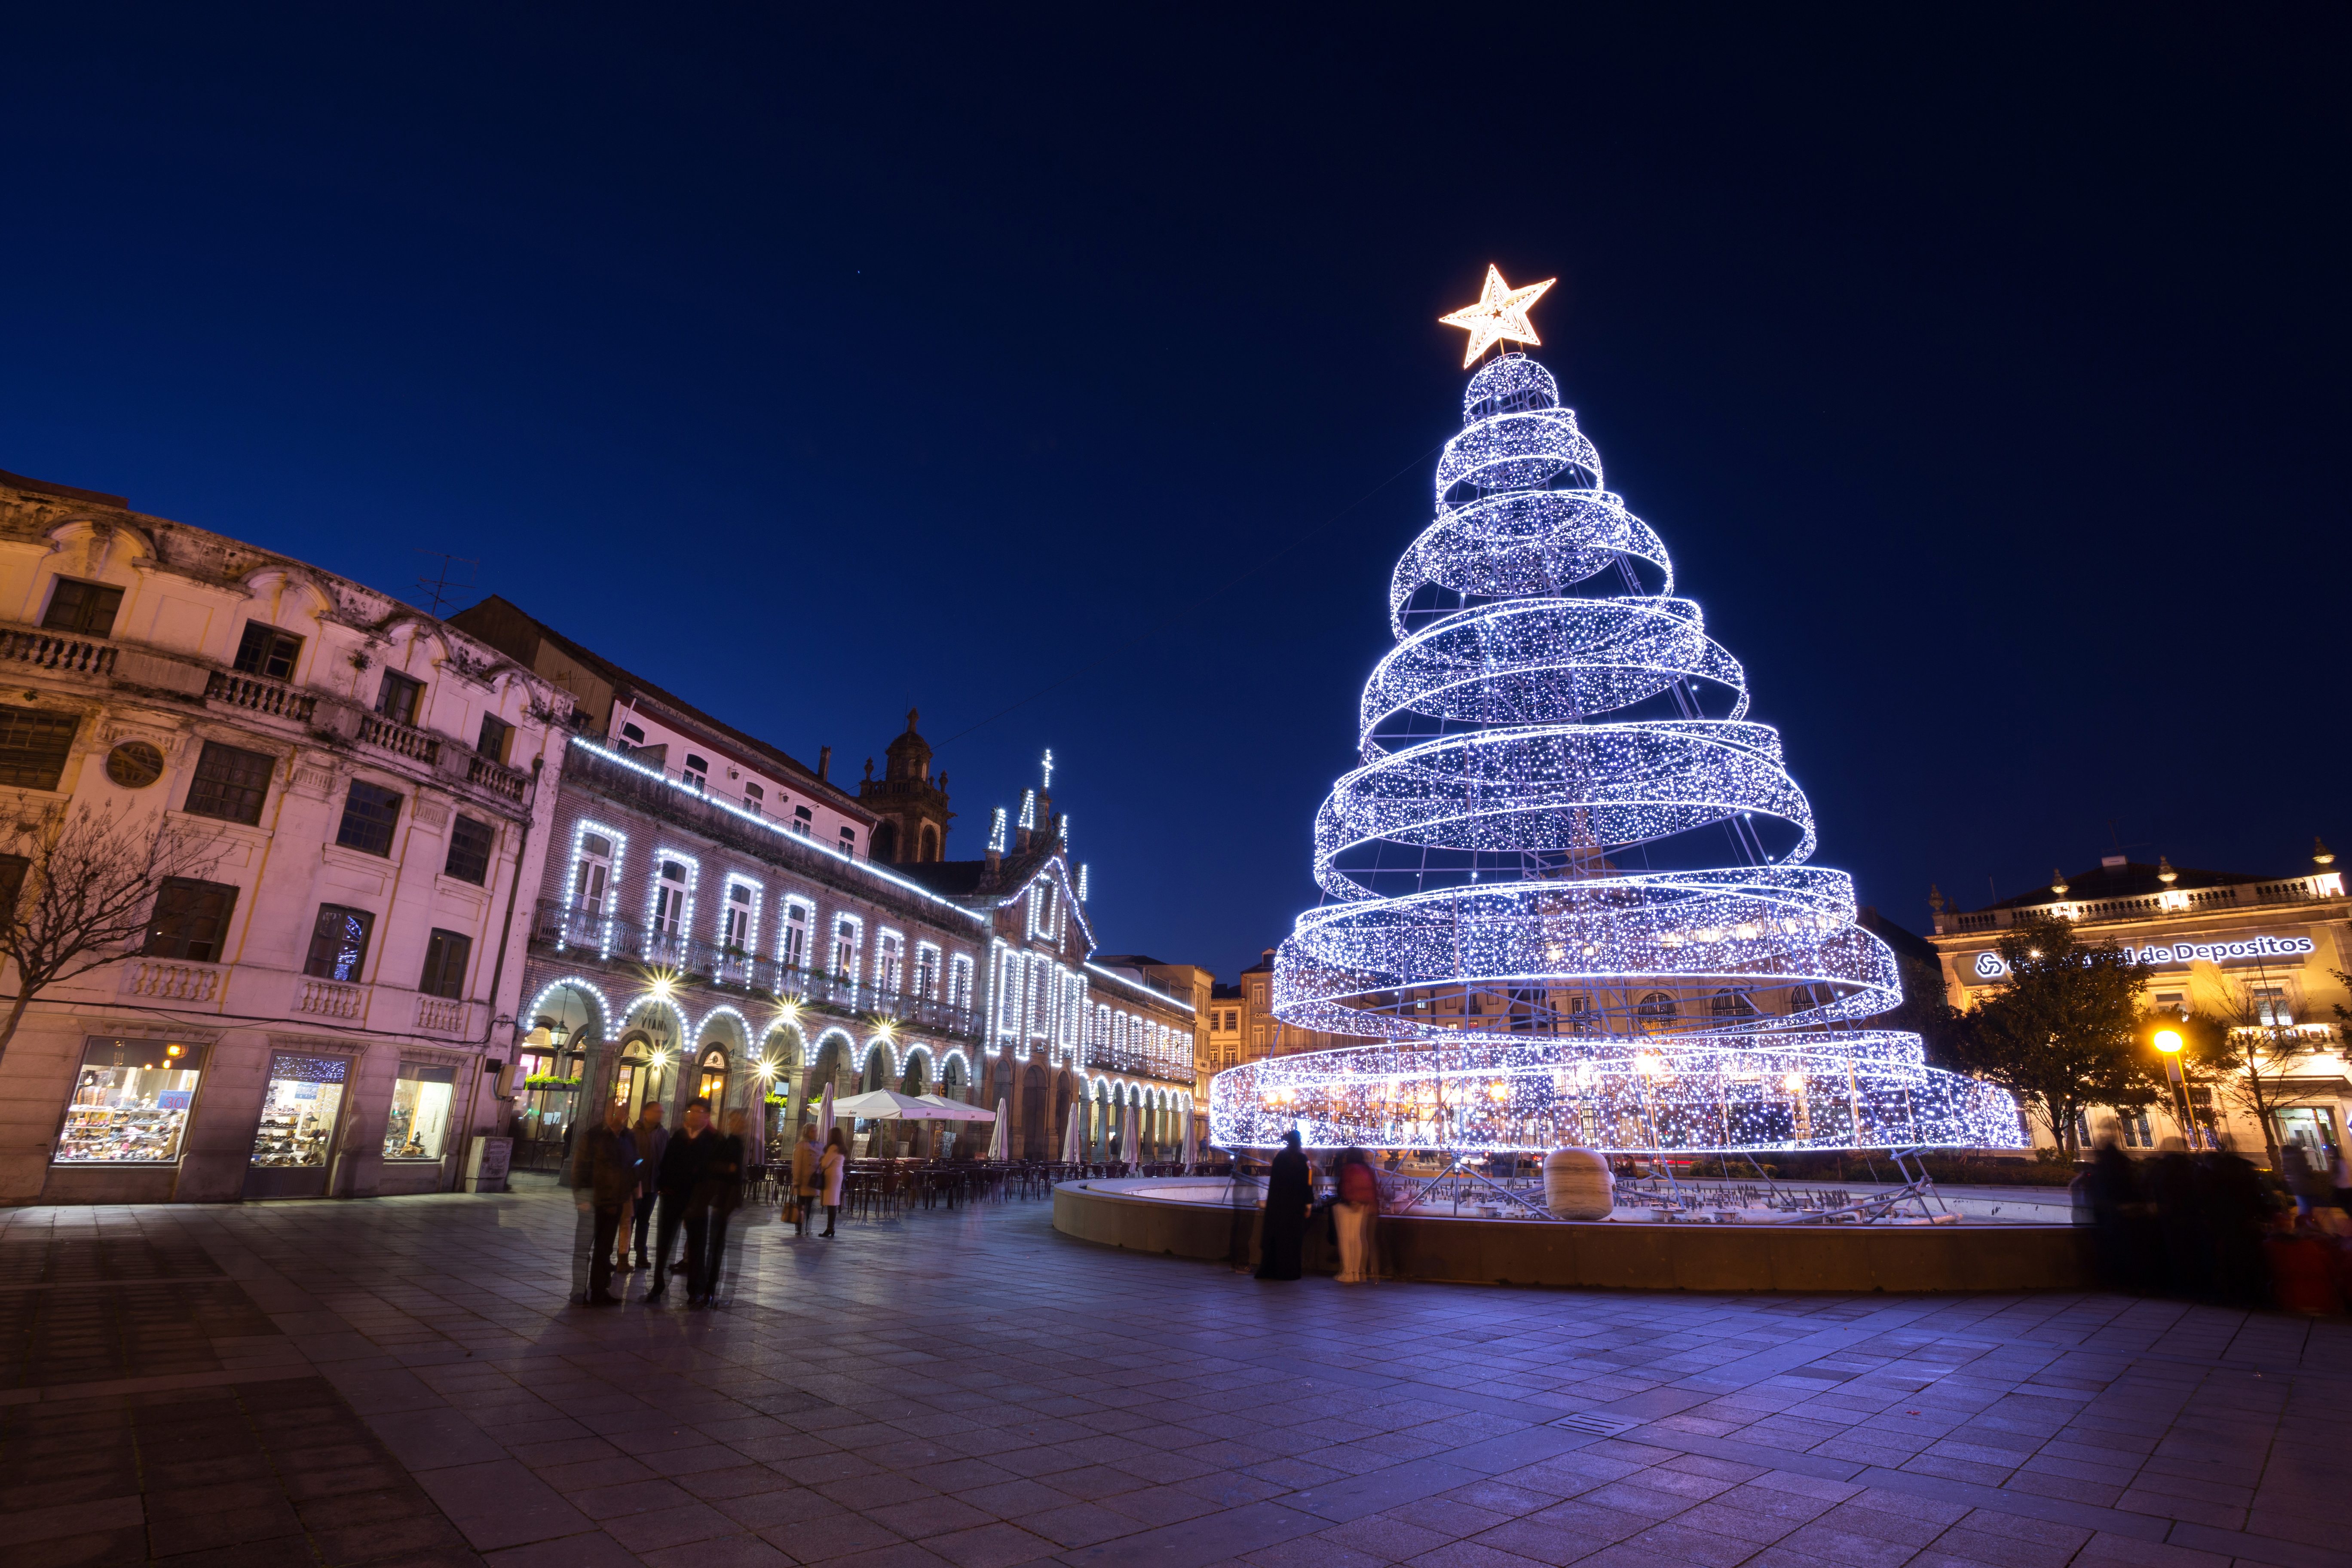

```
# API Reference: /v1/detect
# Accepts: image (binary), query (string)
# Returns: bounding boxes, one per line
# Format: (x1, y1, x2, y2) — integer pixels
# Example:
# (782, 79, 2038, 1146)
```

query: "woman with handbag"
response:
(787, 1123, 819, 1236)
(818, 1126, 847, 1238)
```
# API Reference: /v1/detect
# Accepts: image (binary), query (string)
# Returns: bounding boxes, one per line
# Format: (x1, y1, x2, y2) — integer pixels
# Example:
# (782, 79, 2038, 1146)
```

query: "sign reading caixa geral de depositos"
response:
(1967, 933, 2317, 983)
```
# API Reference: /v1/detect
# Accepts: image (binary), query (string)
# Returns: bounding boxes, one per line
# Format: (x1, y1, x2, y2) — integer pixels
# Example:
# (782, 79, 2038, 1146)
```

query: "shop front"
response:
(49, 1036, 211, 1200)
(244, 1050, 352, 1198)
(379, 1060, 460, 1192)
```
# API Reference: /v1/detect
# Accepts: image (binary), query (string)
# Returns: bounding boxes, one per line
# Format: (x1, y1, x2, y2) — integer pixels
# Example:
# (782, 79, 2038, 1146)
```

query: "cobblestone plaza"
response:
(2, 1185, 2345, 1568)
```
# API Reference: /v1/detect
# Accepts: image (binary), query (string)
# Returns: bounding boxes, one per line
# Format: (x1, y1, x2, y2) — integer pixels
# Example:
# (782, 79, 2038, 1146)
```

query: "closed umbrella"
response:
(985, 1098, 1008, 1161)
(1060, 1101, 1083, 1163)
(1182, 1112, 1197, 1169)
(1123, 1103, 1139, 1167)
(815, 1082, 834, 1153)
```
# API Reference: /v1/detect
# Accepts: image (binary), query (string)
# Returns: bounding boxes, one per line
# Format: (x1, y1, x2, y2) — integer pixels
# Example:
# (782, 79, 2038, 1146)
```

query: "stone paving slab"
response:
(2, 1184, 2350, 1568)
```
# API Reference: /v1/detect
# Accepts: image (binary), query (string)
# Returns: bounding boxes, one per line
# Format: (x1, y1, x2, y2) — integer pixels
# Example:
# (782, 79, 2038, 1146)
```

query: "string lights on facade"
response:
(1213, 302, 2021, 1155)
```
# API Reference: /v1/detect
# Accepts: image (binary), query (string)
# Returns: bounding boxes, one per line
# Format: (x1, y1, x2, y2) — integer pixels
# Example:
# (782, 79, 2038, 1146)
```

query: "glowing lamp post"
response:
(2153, 1029, 2195, 1145)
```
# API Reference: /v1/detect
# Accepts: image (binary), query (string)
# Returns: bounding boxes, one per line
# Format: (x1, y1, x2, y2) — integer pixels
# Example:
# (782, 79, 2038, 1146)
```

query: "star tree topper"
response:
(1439, 265, 1556, 368)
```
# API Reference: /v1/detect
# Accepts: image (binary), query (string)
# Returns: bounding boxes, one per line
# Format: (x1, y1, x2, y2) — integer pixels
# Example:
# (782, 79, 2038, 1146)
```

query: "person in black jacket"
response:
(646, 1098, 716, 1304)
(630, 1102, 669, 1270)
(690, 1109, 748, 1308)
(573, 1101, 639, 1306)
(1256, 1130, 1313, 1280)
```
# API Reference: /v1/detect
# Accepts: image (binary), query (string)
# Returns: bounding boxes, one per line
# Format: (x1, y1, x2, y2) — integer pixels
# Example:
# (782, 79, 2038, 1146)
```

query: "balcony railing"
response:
(531, 899, 979, 1037)
(119, 958, 225, 1004)
(358, 710, 441, 765)
(1948, 872, 2345, 934)
(205, 668, 317, 722)
(0, 628, 117, 677)
(415, 994, 468, 1035)
(468, 752, 526, 802)
(296, 978, 364, 1020)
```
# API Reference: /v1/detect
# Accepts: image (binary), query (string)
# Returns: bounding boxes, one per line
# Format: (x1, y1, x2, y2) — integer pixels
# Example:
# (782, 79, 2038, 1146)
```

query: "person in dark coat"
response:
(646, 1099, 716, 1304)
(2197, 1140, 2274, 1308)
(2084, 1140, 2146, 1291)
(2148, 1142, 2208, 1298)
(630, 1102, 669, 1269)
(573, 1101, 639, 1306)
(1256, 1130, 1313, 1280)
(690, 1109, 748, 1308)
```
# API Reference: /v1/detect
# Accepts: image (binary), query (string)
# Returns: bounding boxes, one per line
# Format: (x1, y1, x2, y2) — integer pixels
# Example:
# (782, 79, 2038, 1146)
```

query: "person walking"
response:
(788, 1122, 820, 1236)
(630, 1102, 669, 1270)
(1256, 1130, 1313, 1280)
(1332, 1145, 1379, 1283)
(818, 1125, 847, 1237)
(692, 1109, 748, 1307)
(574, 1101, 639, 1306)
(646, 1099, 716, 1304)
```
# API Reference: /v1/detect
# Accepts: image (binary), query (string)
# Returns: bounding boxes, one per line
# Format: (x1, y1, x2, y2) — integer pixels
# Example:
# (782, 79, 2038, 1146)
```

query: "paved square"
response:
(2, 1183, 2346, 1568)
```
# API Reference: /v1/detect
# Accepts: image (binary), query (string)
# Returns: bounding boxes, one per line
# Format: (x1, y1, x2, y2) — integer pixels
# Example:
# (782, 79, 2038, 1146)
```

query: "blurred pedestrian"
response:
(818, 1125, 846, 1237)
(2282, 1142, 2334, 1220)
(692, 1108, 747, 1307)
(646, 1099, 716, 1304)
(1333, 1145, 1379, 1283)
(2334, 1143, 2352, 1216)
(630, 1101, 668, 1269)
(574, 1100, 638, 1306)
(787, 1121, 819, 1236)
(2148, 1140, 2208, 1298)
(2197, 1139, 2273, 1308)
(2084, 1140, 2148, 1290)
(1256, 1130, 1312, 1280)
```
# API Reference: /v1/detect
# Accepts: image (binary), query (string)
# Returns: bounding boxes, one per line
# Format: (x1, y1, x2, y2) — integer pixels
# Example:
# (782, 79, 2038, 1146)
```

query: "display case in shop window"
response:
(383, 1063, 457, 1160)
(54, 1038, 208, 1164)
(244, 1051, 351, 1199)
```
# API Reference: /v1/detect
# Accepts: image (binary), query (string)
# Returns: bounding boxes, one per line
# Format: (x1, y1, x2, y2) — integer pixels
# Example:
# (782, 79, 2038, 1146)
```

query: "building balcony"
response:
(530, 899, 979, 1038)
(1942, 871, 2345, 935)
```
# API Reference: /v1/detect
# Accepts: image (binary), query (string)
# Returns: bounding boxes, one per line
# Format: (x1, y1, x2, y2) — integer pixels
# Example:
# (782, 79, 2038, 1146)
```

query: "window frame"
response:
(0, 708, 80, 792)
(183, 740, 276, 825)
(375, 670, 425, 727)
(144, 876, 241, 963)
(475, 713, 514, 765)
(303, 903, 376, 983)
(418, 928, 473, 1000)
(41, 576, 124, 637)
(232, 622, 303, 681)
(443, 815, 494, 885)
(336, 780, 404, 857)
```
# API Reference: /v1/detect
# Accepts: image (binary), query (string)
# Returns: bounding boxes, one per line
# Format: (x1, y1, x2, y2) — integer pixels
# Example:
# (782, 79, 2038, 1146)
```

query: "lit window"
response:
(2254, 987, 2293, 1027)
(574, 833, 614, 917)
(304, 904, 374, 982)
(652, 861, 689, 939)
(384, 1063, 456, 1160)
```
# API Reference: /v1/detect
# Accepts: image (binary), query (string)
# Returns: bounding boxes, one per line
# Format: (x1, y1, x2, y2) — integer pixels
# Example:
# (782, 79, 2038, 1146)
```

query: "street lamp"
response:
(2153, 1028, 2196, 1146)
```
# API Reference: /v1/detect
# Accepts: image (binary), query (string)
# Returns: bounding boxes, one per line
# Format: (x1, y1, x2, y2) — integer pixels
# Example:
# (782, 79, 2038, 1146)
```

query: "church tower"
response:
(859, 708, 954, 863)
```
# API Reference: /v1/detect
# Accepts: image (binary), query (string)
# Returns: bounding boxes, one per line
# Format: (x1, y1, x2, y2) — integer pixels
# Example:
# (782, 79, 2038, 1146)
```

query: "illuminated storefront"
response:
(54, 1038, 207, 1166)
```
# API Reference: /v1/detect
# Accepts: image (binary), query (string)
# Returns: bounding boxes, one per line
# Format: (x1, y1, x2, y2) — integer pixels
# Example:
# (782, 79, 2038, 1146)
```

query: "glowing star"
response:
(1438, 264, 1556, 368)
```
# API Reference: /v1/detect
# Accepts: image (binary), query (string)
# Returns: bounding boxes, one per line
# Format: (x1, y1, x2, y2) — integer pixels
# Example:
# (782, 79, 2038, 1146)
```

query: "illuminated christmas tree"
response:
(1211, 269, 2021, 1154)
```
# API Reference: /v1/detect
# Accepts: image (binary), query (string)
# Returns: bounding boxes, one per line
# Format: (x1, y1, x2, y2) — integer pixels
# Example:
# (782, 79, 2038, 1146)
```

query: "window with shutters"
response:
(376, 671, 423, 726)
(41, 577, 123, 636)
(475, 714, 513, 764)
(144, 878, 240, 963)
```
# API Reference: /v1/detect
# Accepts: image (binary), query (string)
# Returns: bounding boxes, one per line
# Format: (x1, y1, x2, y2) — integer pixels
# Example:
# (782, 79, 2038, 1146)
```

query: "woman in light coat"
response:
(818, 1126, 847, 1238)
(788, 1123, 819, 1236)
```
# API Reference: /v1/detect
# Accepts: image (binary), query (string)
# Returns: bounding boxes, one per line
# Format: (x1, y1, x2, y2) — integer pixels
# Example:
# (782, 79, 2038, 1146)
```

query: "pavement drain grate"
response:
(1550, 1411, 1645, 1436)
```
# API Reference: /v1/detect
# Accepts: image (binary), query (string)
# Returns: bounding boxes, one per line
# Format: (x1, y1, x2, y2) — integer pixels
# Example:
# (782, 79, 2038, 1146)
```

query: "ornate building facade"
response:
(450, 600, 1198, 1170)
(0, 472, 569, 1204)
(1926, 848, 2350, 1158)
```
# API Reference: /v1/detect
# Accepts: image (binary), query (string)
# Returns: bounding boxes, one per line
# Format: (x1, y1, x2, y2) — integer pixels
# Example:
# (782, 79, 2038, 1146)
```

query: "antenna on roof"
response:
(414, 551, 480, 617)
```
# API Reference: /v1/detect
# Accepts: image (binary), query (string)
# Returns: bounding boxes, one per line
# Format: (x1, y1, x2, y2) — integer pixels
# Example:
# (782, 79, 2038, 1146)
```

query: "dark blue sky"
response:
(6, 7, 2345, 980)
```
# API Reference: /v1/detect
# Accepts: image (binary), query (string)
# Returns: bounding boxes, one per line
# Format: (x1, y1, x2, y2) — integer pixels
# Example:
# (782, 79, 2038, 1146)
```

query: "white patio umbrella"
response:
(1059, 1102, 1083, 1163)
(985, 1098, 1008, 1160)
(1182, 1113, 1198, 1169)
(1122, 1103, 1139, 1165)
(910, 1093, 998, 1122)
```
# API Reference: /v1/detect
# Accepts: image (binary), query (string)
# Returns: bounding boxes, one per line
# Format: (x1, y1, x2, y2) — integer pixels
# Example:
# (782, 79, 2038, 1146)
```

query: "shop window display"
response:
(384, 1063, 456, 1160)
(55, 1038, 207, 1163)
(251, 1052, 348, 1167)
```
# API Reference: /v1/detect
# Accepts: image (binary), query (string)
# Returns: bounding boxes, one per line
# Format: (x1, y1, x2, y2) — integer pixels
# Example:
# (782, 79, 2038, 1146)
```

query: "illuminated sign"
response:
(1970, 933, 2316, 980)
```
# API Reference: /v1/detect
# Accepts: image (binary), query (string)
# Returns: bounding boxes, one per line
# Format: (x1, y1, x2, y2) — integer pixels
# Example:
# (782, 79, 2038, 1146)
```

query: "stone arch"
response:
(800, 1026, 858, 1128)
(919, 822, 940, 862)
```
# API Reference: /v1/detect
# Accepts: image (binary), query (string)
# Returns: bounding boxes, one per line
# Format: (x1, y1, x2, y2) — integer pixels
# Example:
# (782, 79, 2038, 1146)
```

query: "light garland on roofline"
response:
(1246, 309, 2021, 1154)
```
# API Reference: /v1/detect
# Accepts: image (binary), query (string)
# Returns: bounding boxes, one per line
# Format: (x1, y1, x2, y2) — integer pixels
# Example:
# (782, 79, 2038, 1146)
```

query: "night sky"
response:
(6, 8, 2345, 981)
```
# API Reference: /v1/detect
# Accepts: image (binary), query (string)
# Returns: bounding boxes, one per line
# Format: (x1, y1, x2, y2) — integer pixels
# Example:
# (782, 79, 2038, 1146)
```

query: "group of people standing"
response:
(573, 1096, 746, 1307)
(1252, 1132, 1382, 1283)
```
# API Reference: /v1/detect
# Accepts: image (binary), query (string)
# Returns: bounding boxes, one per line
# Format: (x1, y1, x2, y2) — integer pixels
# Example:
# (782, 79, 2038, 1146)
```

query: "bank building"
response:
(1926, 846, 2349, 1159)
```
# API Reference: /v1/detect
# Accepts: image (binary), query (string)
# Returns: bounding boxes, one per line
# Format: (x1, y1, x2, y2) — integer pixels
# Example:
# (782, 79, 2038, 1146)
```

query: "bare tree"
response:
(0, 803, 219, 1065)
(2185, 965, 2337, 1165)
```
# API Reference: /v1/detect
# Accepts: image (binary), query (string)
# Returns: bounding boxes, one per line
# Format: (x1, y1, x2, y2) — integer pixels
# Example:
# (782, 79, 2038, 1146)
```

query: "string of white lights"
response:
(1227, 337, 2022, 1154)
